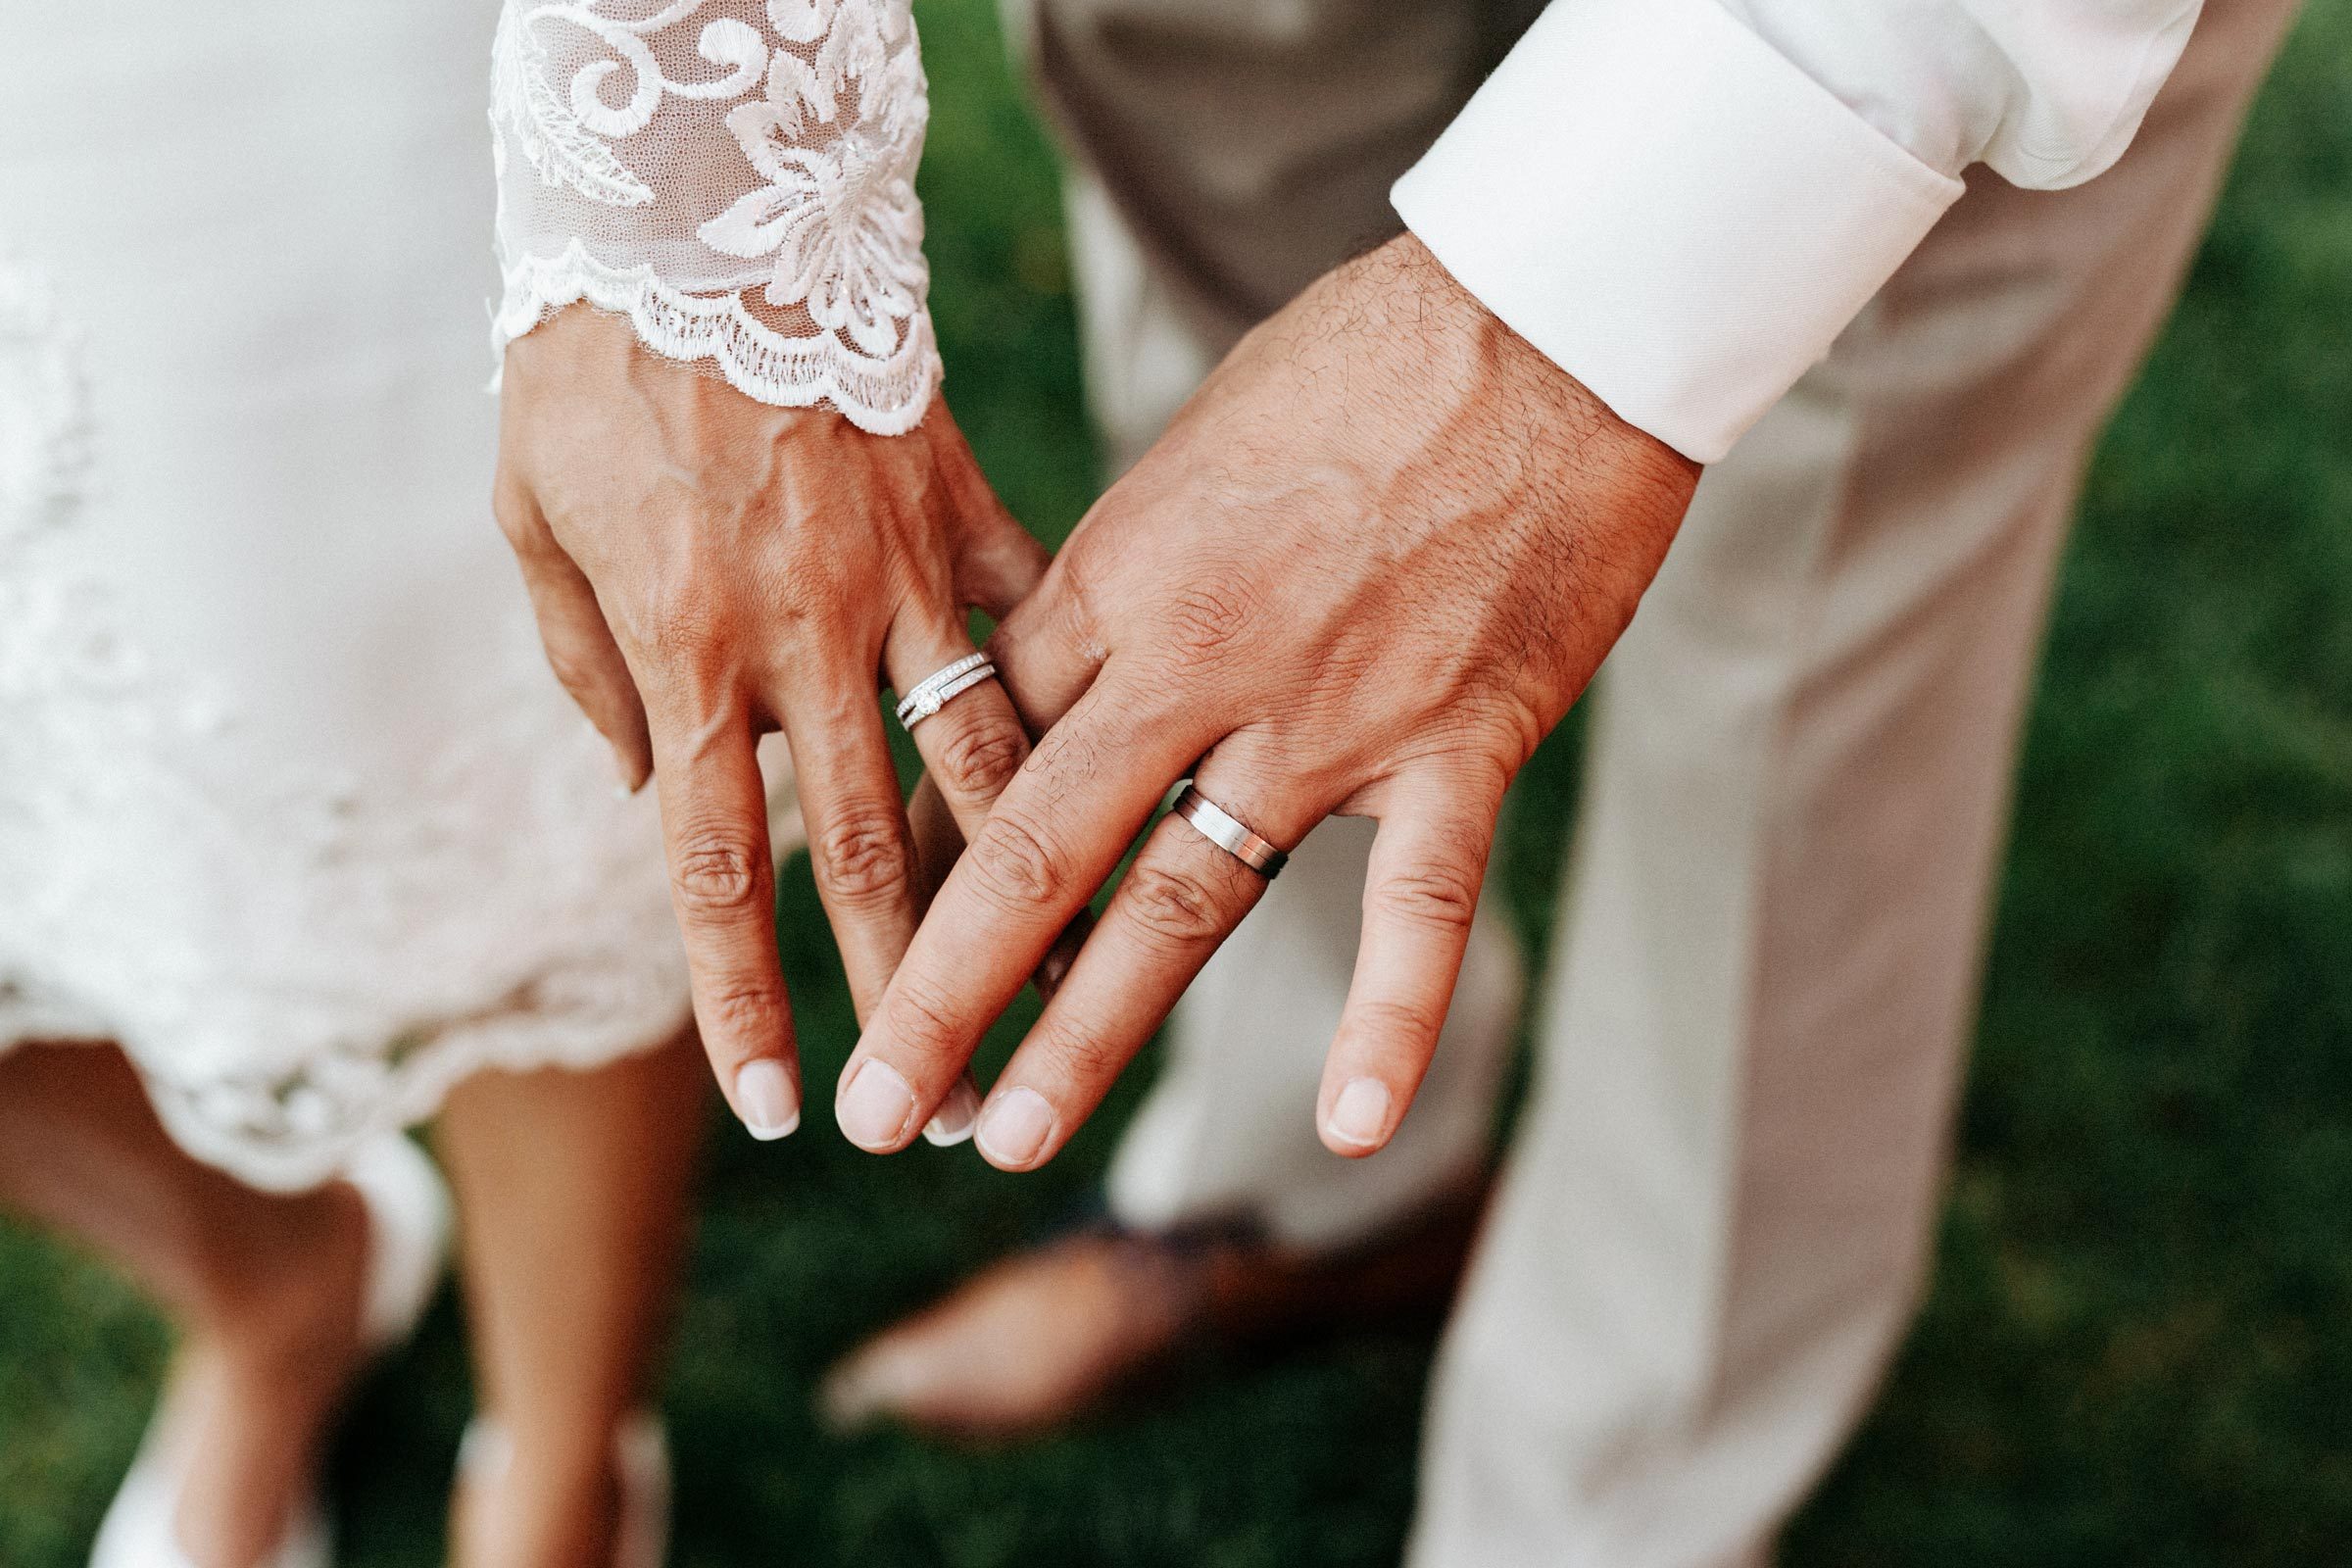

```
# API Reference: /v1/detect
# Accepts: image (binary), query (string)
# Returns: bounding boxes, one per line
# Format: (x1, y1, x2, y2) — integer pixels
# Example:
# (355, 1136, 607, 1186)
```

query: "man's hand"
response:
(832, 233, 1699, 1169)
(496, 307, 1044, 1141)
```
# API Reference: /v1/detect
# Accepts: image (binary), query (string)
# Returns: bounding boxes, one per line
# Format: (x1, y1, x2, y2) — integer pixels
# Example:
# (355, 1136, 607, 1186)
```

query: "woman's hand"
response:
(494, 306, 1046, 1142)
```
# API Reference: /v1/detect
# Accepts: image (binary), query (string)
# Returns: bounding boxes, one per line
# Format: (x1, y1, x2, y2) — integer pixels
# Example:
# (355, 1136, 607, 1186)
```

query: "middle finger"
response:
(782, 669, 924, 1027)
(970, 753, 1320, 1171)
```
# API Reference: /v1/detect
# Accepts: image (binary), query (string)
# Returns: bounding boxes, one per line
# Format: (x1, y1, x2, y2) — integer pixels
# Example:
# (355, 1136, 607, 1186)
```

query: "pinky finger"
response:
(1317, 783, 1502, 1157)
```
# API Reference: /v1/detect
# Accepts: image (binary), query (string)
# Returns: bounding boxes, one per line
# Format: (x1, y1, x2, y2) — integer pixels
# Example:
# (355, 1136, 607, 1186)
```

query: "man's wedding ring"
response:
(897, 652, 999, 732)
(1169, 785, 1289, 879)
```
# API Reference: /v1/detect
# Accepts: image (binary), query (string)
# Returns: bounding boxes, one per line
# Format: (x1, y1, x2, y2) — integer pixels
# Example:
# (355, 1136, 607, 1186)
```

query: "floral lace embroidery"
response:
(491, 0, 939, 435)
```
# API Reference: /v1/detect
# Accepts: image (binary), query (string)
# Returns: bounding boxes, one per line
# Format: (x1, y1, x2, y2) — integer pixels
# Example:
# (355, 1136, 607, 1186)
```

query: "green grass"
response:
(5, 3, 2350, 1563)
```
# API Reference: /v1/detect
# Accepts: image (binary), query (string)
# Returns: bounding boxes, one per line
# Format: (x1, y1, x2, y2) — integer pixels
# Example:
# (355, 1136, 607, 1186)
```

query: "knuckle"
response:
(812, 804, 912, 907)
(1371, 859, 1483, 933)
(1121, 860, 1230, 950)
(880, 972, 966, 1065)
(1352, 996, 1447, 1050)
(773, 567, 856, 632)
(672, 832, 769, 918)
(490, 479, 541, 551)
(541, 641, 605, 703)
(700, 978, 786, 1044)
(933, 717, 1026, 802)
(1028, 1016, 1125, 1086)
(1159, 579, 1258, 666)
(644, 593, 720, 664)
(967, 813, 1070, 909)
(492, 498, 532, 552)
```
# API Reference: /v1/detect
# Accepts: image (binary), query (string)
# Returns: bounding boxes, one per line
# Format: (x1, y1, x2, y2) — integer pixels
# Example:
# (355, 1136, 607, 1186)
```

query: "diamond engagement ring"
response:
(896, 652, 999, 732)
(1168, 784, 1290, 879)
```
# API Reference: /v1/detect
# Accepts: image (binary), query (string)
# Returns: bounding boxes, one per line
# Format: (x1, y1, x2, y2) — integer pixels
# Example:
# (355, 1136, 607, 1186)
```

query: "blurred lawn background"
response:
(4, 1, 2349, 1563)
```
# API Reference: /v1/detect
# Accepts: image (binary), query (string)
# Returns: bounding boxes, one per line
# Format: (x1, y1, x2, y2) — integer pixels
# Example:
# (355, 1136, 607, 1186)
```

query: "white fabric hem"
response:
(492, 240, 941, 437)
(0, 966, 691, 1196)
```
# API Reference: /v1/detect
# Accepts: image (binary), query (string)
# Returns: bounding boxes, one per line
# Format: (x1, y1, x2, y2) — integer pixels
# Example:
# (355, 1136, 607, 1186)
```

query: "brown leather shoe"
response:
(817, 1176, 1490, 1442)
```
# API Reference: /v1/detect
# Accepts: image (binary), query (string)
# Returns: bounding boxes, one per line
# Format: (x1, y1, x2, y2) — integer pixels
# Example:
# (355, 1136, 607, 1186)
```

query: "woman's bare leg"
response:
(0, 1042, 370, 1568)
(437, 1026, 707, 1568)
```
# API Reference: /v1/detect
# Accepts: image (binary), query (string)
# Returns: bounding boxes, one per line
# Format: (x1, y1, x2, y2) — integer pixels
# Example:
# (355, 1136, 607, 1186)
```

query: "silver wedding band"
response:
(1169, 784, 1289, 879)
(897, 652, 998, 733)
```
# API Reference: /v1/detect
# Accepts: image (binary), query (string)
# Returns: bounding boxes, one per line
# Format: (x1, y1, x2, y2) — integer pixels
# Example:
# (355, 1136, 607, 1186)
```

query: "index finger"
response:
(831, 673, 1205, 1153)
(648, 703, 800, 1142)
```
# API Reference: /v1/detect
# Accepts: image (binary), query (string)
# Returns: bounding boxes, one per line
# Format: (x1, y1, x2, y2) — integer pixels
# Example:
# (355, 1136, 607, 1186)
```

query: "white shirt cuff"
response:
(1392, 0, 1965, 464)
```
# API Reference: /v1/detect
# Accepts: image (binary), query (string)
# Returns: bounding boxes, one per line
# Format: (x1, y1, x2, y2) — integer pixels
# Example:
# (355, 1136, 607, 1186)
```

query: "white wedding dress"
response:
(0, 0, 933, 1193)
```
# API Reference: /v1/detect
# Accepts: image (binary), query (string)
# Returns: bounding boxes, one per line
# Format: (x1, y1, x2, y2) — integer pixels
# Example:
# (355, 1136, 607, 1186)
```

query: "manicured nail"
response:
(837, 1059, 917, 1152)
(1326, 1078, 1393, 1150)
(734, 1060, 800, 1142)
(923, 1076, 982, 1148)
(975, 1087, 1056, 1169)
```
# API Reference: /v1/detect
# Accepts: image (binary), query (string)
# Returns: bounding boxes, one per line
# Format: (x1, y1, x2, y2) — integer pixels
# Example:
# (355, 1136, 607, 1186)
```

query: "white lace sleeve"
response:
(490, 0, 940, 436)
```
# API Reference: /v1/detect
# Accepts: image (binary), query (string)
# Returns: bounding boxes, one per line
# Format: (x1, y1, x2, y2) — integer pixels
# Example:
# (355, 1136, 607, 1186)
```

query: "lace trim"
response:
(1, 961, 692, 1197)
(492, 239, 939, 435)
(490, 0, 942, 435)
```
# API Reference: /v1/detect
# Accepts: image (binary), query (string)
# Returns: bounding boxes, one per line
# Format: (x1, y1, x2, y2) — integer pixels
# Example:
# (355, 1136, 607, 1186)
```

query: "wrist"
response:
(1391, 0, 1956, 464)
(1373, 233, 1698, 486)
(511, 303, 875, 440)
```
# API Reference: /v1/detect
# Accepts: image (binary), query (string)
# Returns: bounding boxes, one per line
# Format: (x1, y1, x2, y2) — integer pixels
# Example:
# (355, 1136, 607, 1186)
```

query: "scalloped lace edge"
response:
(492, 240, 940, 437)
(0, 963, 691, 1195)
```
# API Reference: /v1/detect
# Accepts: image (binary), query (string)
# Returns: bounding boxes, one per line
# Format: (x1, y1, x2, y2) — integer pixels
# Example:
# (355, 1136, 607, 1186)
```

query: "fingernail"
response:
(923, 1076, 982, 1148)
(975, 1087, 1056, 1169)
(837, 1059, 917, 1152)
(734, 1060, 800, 1142)
(1326, 1078, 1393, 1150)
(818, 1347, 926, 1435)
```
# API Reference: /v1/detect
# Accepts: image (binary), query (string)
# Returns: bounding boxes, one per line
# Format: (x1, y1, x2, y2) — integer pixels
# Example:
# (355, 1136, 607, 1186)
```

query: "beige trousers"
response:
(1018, 0, 2298, 1560)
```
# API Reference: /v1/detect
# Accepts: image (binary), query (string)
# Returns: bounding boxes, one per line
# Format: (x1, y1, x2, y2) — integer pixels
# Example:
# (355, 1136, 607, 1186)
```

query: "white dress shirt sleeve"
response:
(1392, 0, 2204, 463)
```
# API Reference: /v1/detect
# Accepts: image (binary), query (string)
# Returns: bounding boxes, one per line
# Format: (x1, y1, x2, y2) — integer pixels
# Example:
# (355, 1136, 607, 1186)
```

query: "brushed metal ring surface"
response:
(1168, 784, 1290, 879)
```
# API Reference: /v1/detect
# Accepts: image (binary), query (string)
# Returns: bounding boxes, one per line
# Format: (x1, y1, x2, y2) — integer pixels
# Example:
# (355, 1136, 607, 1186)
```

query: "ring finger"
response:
(969, 747, 1324, 1172)
(882, 620, 1037, 1145)
(884, 616, 1032, 846)
(892, 608, 1100, 995)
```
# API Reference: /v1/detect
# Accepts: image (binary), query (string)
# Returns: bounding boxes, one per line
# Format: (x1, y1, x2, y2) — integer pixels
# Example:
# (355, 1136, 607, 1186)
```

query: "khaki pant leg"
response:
(1408, 7, 2299, 1564)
